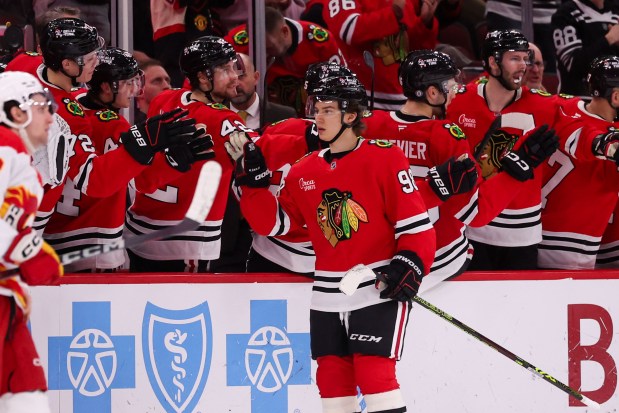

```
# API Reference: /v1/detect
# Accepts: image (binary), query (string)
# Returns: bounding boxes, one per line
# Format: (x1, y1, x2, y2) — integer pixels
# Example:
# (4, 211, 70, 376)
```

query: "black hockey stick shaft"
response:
(412, 294, 600, 409)
(473, 114, 502, 161)
(363, 50, 375, 111)
(1, 162, 222, 279)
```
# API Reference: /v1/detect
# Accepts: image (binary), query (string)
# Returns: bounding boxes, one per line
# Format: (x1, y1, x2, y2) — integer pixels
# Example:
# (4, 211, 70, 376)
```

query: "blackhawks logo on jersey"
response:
(474, 129, 518, 179)
(317, 189, 368, 247)
(209, 103, 228, 110)
(233, 29, 249, 46)
(62, 98, 84, 117)
(308, 25, 329, 42)
(444, 123, 465, 140)
(530, 88, 552, 97)
(367, 139, 393, 148)
(96, 109, 119, 122)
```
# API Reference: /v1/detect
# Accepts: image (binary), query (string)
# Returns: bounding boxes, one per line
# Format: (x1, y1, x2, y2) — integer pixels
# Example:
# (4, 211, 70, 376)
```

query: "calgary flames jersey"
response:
(540, 98, 619, 269)
(447, 84, 560, 247)
(0, 128, 43, 309)
(241, 138, 435, 312)
(126, 89, 246, 261)
(323, 0, 438, 109)
(44, 100, 132, 272)
(226, 18, 346, 116)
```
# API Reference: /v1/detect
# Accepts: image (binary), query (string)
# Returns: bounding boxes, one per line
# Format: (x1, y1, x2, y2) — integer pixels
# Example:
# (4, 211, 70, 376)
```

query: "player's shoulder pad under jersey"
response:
(306, 23, 329, 42)
(529, 88, 553, 97)
(95, 109, 120, 122)
(62, 98, 85, 117)
(366, 139, 393, 148)
(441, 122, 466, 140)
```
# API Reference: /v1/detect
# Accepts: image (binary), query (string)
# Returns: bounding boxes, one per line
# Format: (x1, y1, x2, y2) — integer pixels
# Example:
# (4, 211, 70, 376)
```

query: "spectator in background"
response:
(551, 0, 619, 97)
(226, 6, 346, 117)
(135, 59, 171, 123)
(322, 0, 439, 110)
(485, 0, 559, 73)
(33, 0, 111, 44)
(213, 0, 308, 33)
(523, 42, 545, 91)
(230, 53, 297, 131)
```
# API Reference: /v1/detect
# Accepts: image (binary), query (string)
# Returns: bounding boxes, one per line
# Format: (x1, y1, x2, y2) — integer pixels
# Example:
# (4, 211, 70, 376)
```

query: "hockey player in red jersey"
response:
(322, 0, 438, 110)
(126, 36, 253, 272)
(13, 18, 197, 235)
(225, 6, 346, 116)
(364, 49, 557, 288)
(447, 30, 562, 270)
(541, 56, 619, 269)
(227, 67, 435, 413)
(0, 71, 62, 413)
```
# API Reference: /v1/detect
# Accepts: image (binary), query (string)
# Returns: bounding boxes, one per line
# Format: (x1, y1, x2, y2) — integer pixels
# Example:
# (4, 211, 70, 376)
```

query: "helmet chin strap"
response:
(424, 90, 448, 119)
(490, 63, 519, 91)
(324, 113, 355, 145)
(60, 62, 84, 87)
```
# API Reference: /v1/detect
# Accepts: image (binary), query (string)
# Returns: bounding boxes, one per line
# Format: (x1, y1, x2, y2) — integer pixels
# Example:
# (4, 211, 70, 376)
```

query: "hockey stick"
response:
(0, 161, 222, 279)
(339, 264, 601, 410)
(473, 114, 502, 161)
(363, 50, 375, 112)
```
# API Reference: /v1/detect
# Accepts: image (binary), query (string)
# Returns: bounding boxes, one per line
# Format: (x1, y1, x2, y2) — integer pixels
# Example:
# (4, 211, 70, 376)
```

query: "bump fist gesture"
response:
(224, 131, 271, 188)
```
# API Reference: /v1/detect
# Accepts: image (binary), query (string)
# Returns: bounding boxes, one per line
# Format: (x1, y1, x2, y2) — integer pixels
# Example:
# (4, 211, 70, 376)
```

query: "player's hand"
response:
(122, 108, 197, 165)
(427, 155, 478, 201)
(225, 131, 271, 188)
(18, 241, 63, 286)
(3, 227, 43, 265)
(517, 124, 559, 168)
(593, 129, 619, 165)
(499, 151, 534, 181)
(165, 128, 215, 172)
(377, 250, 425, 302)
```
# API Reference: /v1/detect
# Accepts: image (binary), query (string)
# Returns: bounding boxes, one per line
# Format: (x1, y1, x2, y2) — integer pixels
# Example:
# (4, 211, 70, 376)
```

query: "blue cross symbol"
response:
(48, 302, 135, 413)
(226, 300, 311, 412)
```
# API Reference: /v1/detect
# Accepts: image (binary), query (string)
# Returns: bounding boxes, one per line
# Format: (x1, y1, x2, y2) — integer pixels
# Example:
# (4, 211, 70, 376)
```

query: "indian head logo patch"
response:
(317, 189, 368, 247)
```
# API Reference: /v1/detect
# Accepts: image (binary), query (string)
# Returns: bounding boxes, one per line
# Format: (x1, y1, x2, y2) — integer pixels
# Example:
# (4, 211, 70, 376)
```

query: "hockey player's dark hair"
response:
(265, 6, 285, 34)
(179, 35, 237, 92)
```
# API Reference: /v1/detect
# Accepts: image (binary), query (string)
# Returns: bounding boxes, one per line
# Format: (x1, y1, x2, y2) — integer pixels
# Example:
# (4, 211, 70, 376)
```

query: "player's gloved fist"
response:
(593, 130, 619, 165)
(500, 151, 534, 181)
(19, 241, 63, 286)
(122, 108, 197, 165)
(225, 131, 271, 188)
(427, 155, 478, 202)
(517, 124, 559, 167)
(377, 250, 425, 302)
(3, 227, 43, 265)
(165, 128, 215, 172)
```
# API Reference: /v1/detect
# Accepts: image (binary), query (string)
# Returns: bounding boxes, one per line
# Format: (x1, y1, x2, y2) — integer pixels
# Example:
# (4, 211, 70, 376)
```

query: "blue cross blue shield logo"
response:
(142, 301, 213, 413)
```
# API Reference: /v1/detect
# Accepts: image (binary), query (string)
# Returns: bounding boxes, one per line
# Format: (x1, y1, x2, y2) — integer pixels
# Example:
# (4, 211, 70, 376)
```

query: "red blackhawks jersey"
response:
(0, 128, 44, 312)
(126, 89, 244, 261)
(446, 84, 560, 247)
(323, 0, 438, 109)
(598, 202, 619, 268)
(226, 18, 345, 116)
(241, 139, 435, 312)
(363, 110, 526, 282)
(23, 66, 146, 232)
(44, 99, 133, 272)
(5, 51, 44, 76)
(540, 98, 619, 269)
(246, 118, 321, 273)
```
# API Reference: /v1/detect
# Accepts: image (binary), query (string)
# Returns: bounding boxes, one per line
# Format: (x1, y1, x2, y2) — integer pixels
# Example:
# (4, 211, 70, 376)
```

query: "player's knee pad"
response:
(353, 354, 399, 394)
(321, 395, 359, 413)
(316, 355, 357, 398)
(0, 390, 51, 413)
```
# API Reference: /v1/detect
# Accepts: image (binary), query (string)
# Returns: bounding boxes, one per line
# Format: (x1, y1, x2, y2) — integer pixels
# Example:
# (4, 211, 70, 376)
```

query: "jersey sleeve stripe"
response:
(340, 13, 360, 45)
(395, 213, 433, 237)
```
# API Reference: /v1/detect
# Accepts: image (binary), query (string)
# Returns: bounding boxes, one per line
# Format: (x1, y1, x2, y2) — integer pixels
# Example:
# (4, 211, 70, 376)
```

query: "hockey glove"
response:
(165, 128, 215, 172)
(19, 241, 64, 286)
(225, 131, 270, 188)
(516, 124, 559, 168)
(3, 227, 43, 265)
(592, 130, 619, 165)
(377, 250, 425, 302)
(500, 151, 534, 181)
(427, 156, 478, 202)
(122, 108, 197, 165)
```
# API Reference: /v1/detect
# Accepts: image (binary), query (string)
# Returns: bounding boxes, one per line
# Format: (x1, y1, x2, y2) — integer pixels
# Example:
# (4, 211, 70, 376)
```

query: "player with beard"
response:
(446, 29, 562, 270)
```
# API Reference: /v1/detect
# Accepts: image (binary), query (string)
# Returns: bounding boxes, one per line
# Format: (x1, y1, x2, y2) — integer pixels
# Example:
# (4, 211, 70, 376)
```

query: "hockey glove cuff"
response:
(377, 250, 425, 302)
(19, 241, 64, 286)
(225, 131, 270, 188)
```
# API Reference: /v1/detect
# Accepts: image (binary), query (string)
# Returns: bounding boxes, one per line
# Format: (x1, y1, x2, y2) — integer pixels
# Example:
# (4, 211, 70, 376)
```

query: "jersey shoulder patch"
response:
(95, 109, 120, 122)
(232, 28, 249, 46)
(366, 139, 393, 148)
(208, 102, 230, 110)
(307, 24, 329, 42)
(62, 98, 85, 117)
(442, 122, 466, 140)
(529, 88, 553, 97)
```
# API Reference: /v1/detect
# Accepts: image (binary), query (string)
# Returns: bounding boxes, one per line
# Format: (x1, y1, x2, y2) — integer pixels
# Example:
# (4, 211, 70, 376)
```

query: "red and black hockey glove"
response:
(517, 124, 559, 167)
(165, 128, 216, 172)
(500, 151, 534, 181)
(225, 131, 271, 188)
(122, 108, 197, 165)
(593, 129, 619, 165)
(377, 250, 425, 302)
(427, 156, 478, 202)
(3, 228, 63, 285)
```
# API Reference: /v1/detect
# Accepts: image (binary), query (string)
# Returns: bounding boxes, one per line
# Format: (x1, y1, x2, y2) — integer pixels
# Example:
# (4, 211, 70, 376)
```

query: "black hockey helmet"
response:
(399, 49, 459, 100)
(481, 30, 529, 70)
(587, 56, 619, 98)
(307, 72, 367, 112)
(304, 62, 356, 95)
(179, 36, 237, 82)
(88, 47, 142, 93)
(40, 18, 104, 70)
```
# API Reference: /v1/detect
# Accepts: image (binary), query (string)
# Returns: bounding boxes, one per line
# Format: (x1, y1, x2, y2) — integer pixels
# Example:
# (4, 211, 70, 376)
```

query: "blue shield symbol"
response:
(142, 302, 213, 413)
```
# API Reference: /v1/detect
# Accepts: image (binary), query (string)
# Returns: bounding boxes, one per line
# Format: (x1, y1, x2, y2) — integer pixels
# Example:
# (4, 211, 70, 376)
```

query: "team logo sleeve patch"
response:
(96, 109, 119, 122)
(233, 30, 249, 46)
(444, 123, 466, 140)
(317, 189, 369, 247)
(367, 139, 393, 148)
(208, 103, 229, 110)
(62, 98, 85, 117)
(307, 25, 329, 42)
(530, 89, 552, 97)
